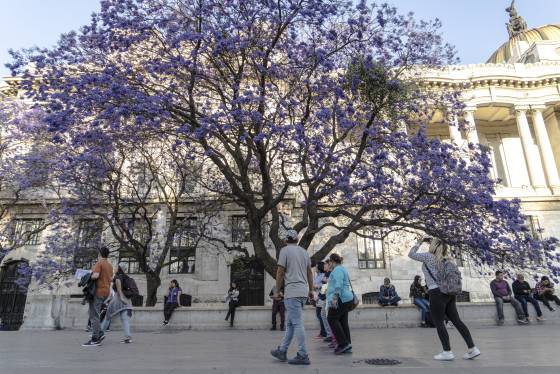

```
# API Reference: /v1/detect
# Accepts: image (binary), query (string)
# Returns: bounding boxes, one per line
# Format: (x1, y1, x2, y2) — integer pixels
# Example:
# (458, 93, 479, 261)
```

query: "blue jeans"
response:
(413, 298, 430, 322)
(515, 295, 543, 317)
(101, 310, 131, 338)
(315, 307, 326, 336)
(279, 297, 307, 357)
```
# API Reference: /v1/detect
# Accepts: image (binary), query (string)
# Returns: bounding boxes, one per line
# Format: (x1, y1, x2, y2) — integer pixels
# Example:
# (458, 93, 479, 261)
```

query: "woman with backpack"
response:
(100, 263, 133, 343)
(224, 282, 240, 327)
(408, 237, 479, 361)
(163, 280, 182, 326)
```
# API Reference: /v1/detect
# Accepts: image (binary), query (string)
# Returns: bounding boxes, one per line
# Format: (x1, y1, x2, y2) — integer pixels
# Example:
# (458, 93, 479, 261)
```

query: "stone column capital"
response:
(530, 104, 547, 113)
(513, 105, 531, 113)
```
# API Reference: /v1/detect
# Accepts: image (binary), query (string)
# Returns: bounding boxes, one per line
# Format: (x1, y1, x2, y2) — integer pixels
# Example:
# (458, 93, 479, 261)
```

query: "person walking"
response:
(490, 271, 528, 325)
(82, 246, 113, 347)
(410, 275, 430, 327)
(313, 262, 327, 338)
(100, 264, 133, 343)
(512, 274, 544, 322)
(326, 253, 354, 355)
(408, 237, 480, 361)
(163, 280, 182, 326)
(224, 282, 240, 327)
(270, 229, 314, 365)
(269, 286, 285, 331)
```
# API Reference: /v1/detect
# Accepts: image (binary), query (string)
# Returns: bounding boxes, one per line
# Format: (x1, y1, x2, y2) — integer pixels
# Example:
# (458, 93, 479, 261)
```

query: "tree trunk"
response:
(145, 272, 161, 307)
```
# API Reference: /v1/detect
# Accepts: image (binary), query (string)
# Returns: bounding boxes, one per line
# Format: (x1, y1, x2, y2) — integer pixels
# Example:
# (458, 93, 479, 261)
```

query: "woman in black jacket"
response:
(410, 275, 430, 327)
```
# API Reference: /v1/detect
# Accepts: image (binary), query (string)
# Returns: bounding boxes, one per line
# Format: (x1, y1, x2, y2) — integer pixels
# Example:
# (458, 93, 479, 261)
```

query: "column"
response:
(531, 105, 560, 194)
(449, 115, 463, 145)
(464, 108, 479, 144)
(515, 107, 547, 192)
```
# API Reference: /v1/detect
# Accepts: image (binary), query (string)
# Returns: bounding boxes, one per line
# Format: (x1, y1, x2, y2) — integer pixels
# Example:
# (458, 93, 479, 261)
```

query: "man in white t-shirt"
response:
(270, 229, 314, 365)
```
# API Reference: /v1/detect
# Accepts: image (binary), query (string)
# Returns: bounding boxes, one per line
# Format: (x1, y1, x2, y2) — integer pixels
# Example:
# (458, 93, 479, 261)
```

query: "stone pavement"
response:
(1, 324, 559, 374)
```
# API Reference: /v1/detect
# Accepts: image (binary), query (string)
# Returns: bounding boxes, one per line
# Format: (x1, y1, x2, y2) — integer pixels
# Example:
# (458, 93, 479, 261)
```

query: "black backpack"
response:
(120, 274, 139, 298)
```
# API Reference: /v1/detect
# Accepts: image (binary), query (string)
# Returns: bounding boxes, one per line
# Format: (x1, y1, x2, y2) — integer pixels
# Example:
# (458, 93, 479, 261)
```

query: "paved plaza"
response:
(1, 324, 559, 374)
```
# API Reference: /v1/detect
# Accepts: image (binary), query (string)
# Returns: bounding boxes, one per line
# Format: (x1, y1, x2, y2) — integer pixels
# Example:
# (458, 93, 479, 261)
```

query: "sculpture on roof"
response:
(505, 0, 528, 37)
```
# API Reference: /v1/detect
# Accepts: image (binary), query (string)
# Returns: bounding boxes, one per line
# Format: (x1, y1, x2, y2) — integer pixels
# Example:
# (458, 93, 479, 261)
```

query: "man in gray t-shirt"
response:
(270, 230, 313, 365)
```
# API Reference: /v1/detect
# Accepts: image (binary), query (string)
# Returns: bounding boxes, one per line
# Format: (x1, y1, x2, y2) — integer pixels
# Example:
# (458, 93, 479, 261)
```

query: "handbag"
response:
(348, 277, 360, 312)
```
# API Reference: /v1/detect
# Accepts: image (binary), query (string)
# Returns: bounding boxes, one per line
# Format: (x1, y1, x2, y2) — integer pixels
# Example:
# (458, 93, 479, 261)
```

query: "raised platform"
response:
(21, 295, 560, 331)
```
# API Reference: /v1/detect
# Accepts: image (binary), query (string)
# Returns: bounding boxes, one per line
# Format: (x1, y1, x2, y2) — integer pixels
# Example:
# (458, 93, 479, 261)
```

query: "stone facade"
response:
(2, 21, 560, 308)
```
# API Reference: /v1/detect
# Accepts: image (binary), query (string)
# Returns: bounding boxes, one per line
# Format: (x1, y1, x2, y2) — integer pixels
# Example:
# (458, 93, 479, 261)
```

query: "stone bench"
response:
(21, 295, 560, 331)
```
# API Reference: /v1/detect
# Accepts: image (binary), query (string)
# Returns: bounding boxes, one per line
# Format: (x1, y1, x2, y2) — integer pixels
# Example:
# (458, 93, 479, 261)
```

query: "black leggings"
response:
(428, 288, 474, 351)
(225, 301, 238, 325)
(164, 303, 177, 322)
(327, 301, 352, 347)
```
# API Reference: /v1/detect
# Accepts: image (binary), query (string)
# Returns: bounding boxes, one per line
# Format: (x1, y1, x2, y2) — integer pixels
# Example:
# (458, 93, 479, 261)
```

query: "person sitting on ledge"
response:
(490, 270, 527, 325)
(512, 274, 544, 322)
(534, 276, 560, 312)
(378, 277, 401, 306)
(410, 275, 430, 327)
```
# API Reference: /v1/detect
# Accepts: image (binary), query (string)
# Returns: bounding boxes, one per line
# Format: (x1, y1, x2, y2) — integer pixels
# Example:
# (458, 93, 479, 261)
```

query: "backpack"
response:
(121, 275, 139, 298)
(426, 259, 462, 296)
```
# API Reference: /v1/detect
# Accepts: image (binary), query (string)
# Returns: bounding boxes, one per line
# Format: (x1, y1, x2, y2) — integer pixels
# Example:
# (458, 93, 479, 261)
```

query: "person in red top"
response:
(83, 246, 114, 347)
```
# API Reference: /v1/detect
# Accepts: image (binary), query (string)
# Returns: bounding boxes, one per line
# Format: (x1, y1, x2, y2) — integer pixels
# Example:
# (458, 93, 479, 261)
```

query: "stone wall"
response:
(21, 295, 560, 331)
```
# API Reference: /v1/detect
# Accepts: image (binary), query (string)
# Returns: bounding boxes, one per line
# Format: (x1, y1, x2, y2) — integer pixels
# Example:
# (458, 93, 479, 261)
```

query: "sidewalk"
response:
(1, 324, 559, 373)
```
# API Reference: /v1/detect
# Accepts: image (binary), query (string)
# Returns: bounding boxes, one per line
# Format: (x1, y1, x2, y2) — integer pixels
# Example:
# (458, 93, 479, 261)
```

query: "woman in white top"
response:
(225, 282, 240, 327)
(409, 237, 480, 361)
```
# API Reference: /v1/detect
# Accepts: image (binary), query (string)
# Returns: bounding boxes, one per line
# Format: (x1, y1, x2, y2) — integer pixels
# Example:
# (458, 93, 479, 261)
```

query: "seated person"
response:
(490, 271, 527, 325)
(512, 274, 544, 321)
(410, 275, 429, 326)
(378, 278, 401, 306)
(163, 280, 182, 326)
(534, 276, 560, 311)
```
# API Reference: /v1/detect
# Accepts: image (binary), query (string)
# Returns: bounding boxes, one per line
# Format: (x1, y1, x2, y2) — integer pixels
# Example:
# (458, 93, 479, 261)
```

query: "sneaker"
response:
(280, 326, 285, 331)
(536, 316, 546, 321)
(105, 328, 111, 332)
(517, 318, 529, 325)
(120, 338, 132, 344)
(314, 334, 323, 339)
(434, 351, 455, 361)
(162, 321, 169, 326)
(288, 353, 310, 365)
(550, 307, 556, 312)
(270, 326, 277, 331)
(497, 319, 504, 326)
(82, 340, 101, 347)
(334, 344, 352, 355)
(98, 334, 106, 342)
(270, 347, 287, 362)
(463, 347, 481, 360)
(328, 342, 337, 349)
(323, 336, 332, 342)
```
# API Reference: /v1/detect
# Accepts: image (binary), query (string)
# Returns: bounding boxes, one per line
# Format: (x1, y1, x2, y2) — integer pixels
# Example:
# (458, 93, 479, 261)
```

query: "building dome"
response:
(487, 24, 560, 63)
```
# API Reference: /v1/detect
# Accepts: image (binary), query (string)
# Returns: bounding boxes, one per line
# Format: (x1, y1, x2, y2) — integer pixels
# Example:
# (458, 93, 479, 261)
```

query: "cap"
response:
(285, 229, 298, 241)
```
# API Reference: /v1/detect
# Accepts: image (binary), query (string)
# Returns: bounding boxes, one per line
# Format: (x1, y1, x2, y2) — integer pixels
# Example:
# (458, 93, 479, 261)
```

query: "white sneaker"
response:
(463, 347, 481, 360)
(434, 351, 455, 361)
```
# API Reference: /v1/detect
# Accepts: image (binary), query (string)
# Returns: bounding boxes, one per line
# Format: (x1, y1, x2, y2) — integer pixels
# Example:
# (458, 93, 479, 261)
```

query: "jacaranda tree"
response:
(9, 0, 559, 282)
(0, 100, 57, 263)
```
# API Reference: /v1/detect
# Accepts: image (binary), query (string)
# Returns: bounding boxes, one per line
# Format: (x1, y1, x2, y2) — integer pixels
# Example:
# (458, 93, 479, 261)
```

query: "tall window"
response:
(118, 249, 141, 274)
(118, 219, 151, 274)
(13, 218, 44, 246)
(231, 215, 250, 243)
(525, 216, 542, 240)
(169, 217, 197, 274)
(75, 219, 103, 269)
(357, 230, 385, 269)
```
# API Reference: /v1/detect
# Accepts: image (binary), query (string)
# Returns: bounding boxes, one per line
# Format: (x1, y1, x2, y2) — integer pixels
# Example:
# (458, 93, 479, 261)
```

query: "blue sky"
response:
(1, 0, 559, 77)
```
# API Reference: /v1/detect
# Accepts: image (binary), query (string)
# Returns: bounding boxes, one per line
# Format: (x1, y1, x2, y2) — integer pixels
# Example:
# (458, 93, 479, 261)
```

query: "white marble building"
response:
(1, 14, 560, 310)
